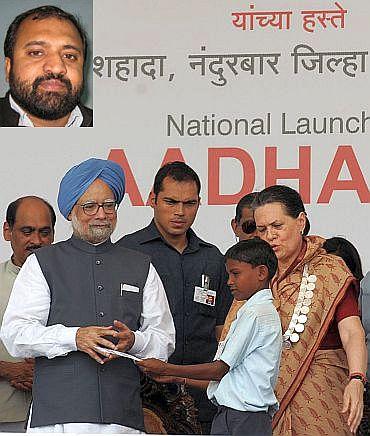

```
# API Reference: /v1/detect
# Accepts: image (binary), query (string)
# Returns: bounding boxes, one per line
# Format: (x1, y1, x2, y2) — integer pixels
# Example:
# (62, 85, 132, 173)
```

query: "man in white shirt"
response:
(0, 196, 55, 432)
(1, 158, 175, 433)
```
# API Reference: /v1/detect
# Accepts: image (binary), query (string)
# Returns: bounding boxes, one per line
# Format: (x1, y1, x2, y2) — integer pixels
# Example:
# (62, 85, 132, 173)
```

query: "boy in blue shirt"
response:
(138, 238, 282, 436)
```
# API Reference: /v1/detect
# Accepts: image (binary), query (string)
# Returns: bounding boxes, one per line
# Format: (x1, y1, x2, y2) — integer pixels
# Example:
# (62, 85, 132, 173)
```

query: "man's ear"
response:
(5, 58, 11, 82)
(3, 222, 12, 241)
(231, 218, 238, 236)
(149, 191, 156, 209)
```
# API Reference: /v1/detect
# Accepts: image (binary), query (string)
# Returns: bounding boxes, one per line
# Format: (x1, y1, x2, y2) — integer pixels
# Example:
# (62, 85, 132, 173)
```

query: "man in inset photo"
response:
(0, 4, 93, 127)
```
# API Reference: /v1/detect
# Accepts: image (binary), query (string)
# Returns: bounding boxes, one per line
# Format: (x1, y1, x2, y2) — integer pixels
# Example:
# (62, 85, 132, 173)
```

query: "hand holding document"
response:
(95, 346, 141, 362)
(136, 358, 168, 375)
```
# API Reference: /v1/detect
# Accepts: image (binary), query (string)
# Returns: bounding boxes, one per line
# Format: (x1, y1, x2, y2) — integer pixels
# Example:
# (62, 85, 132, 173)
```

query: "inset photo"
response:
(0, 0, 93, 127)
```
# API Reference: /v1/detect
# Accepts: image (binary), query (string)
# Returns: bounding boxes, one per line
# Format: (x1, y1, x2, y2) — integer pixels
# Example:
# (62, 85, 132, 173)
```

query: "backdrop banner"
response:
(0, 0, 369, 270)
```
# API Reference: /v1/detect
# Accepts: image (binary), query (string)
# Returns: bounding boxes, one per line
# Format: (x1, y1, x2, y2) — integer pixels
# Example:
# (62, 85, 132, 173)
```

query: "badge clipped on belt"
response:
(193, 274, 216, 307)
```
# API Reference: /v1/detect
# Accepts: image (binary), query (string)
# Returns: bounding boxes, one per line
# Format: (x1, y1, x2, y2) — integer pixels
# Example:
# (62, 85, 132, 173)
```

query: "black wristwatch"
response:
(349, 373, 367, 385)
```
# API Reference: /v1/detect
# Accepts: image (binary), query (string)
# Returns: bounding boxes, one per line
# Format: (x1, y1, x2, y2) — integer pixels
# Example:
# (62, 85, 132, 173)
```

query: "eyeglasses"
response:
(241, 219, 257, 234)
(76, 201, 117, 216)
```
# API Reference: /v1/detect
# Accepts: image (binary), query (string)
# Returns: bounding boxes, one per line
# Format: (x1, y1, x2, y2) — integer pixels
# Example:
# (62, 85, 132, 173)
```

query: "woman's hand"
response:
(338, 315, 367, 433)
(341, 379, 364, 434)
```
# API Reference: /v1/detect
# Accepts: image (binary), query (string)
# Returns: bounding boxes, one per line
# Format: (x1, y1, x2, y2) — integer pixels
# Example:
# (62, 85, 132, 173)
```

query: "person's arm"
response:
(338, 315, 367, 434)
(138, 358, 229, 381)
(182, 379, 210, 389)
(151, 374, 210, 390)
(0, 254, 116, 361)
(113, 263, 175, 361)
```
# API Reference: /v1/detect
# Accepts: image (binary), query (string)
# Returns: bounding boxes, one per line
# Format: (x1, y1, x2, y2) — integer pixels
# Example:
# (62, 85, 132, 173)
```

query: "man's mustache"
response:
(26, 244, 43, 252)
(89, 220, 112, 226)
(33, 73, 72, 92)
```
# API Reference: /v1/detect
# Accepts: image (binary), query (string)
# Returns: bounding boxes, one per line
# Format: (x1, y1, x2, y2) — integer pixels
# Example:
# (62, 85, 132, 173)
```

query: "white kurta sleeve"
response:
(0, 254, 78, 359)
(129, 263, 175, 361)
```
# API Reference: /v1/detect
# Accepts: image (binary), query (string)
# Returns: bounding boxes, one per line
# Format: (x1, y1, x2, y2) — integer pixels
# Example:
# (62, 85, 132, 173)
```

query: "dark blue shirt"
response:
(116, 220, 232, 423)
(117, 220, 232, 365)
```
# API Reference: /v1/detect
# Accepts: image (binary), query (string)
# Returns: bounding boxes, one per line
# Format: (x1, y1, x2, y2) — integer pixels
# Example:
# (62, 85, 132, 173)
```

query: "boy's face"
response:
(226, 259, 267, 301)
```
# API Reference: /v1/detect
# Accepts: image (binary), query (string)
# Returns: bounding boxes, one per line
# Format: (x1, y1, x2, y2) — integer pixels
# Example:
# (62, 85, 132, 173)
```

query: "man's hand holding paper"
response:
(76, 325, 117, 364)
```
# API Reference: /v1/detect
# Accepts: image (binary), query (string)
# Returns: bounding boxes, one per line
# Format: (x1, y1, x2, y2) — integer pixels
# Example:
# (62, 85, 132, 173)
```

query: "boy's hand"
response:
(136, 358, 168, 376)
(151, 375, 184, 384)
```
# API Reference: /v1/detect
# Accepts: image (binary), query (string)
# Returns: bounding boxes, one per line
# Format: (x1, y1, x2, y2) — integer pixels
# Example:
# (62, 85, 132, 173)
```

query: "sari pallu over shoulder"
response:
(272, 235, 356, 432)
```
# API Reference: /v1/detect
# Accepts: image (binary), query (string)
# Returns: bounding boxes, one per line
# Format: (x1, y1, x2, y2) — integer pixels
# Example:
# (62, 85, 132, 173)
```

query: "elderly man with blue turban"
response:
(1, 158, 175, 434)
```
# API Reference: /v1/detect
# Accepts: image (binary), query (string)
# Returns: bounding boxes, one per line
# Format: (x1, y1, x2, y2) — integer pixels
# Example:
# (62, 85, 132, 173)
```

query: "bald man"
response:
(0, 196, 55, 432)
(1, 158, 175, 433)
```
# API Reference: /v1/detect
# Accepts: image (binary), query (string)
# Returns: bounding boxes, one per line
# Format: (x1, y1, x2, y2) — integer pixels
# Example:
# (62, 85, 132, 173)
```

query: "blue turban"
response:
(57, 158, 125, 219)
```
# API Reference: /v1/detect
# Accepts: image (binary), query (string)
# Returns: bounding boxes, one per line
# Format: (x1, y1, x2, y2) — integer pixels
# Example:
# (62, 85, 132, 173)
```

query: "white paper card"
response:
(121, 283, 140, 293)
(95, 346, 141, 362)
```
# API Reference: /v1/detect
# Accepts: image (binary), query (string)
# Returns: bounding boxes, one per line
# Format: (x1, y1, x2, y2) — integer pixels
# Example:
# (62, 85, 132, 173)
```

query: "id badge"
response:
(193, 286, 216, 306)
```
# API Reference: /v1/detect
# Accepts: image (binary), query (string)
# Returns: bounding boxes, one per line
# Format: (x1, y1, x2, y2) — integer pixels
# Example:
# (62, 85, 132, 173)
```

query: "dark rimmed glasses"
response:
(76, 201, 117, 216)
(241, 219, 257, 234)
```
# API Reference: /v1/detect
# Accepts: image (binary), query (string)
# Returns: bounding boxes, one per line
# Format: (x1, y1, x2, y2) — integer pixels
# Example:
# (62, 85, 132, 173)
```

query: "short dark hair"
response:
(153, 161, 201, 197)
(323, 237, 363, 281)
(253, 185, 310, 236)
(235, 192, 258, 223)
(4, 5, 88, 61)
(6, 196, 56, 230)
(225, 238, 278, 280)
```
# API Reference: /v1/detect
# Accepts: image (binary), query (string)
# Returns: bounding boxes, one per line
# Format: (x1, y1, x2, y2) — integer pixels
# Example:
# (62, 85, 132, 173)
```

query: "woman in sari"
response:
(253, 185, 367, 435)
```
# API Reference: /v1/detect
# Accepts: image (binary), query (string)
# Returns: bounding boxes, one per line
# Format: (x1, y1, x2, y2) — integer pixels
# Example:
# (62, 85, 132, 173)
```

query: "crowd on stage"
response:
(0, 157, 368, 436)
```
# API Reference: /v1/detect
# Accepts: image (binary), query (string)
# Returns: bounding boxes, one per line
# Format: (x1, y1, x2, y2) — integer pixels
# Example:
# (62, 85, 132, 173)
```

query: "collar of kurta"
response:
(6, 258, 21, 277)
(69, 235, 113, 253)
(243, 288, 273, 308)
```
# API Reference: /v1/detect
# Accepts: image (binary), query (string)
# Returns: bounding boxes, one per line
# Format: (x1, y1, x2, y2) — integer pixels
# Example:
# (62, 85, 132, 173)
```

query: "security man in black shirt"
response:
(117, 161, 232, 434)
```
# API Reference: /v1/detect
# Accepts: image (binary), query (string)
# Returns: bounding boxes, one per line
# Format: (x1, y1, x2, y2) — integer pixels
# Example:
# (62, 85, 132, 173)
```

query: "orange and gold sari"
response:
(219, 299, 245, 342)
(273, 235, 356, 436)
